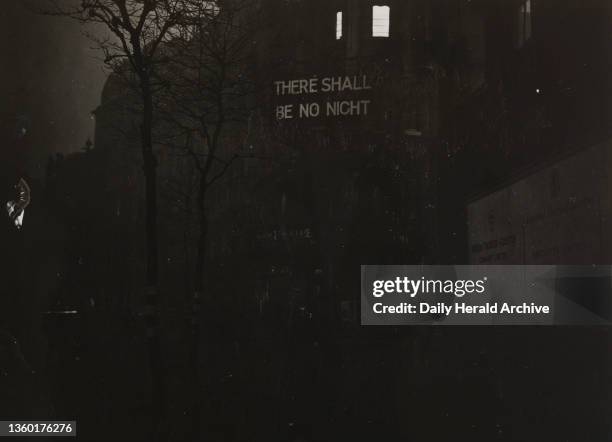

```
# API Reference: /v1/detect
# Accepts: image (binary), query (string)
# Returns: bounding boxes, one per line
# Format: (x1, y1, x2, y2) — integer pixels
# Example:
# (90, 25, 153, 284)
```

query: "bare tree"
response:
(155, 0, 260, 436)
(41, 1, 199, 438)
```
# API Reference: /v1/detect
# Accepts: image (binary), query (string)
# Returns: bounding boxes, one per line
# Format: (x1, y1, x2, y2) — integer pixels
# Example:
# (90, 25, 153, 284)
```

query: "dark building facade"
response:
(186, 0, 612, 326)
(76, 1, 612, 439)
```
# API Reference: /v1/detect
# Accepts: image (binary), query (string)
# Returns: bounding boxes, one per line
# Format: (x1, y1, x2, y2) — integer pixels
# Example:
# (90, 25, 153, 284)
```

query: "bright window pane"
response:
(372, 5, 390, 37)
(525, 0, 532, 40)
(336, 11, 343, 39)
(517, 0, 532, 47)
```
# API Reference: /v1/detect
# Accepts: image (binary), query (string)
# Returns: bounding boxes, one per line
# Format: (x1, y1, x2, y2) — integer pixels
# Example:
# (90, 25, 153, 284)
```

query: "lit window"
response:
(517, 0, 532, 47)
(372, 5, 390, 37)
(336, 11, 343, 40)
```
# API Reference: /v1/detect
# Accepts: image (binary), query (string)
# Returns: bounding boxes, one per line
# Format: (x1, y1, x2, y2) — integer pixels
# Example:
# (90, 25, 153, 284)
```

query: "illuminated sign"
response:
(274, 75, 372, 120)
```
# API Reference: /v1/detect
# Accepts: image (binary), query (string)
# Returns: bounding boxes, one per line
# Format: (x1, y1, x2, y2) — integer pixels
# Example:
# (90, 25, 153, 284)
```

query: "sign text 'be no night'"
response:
(274, 75, 372, 120)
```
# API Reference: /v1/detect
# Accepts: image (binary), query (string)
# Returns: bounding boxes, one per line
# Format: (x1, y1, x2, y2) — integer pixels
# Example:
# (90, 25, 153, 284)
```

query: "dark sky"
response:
(1, 2, 108, 177)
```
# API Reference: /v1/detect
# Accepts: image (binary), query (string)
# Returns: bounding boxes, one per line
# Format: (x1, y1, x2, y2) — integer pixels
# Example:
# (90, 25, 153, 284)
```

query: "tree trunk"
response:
(194, 180, 208, 295)
(189, 176, 208, 439)
(140, 76, 165, 440)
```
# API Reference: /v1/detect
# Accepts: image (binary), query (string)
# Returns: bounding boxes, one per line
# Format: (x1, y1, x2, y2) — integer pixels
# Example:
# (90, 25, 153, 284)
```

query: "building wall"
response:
(88, 0, 612, 320)
(468, 138, 612, 264)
